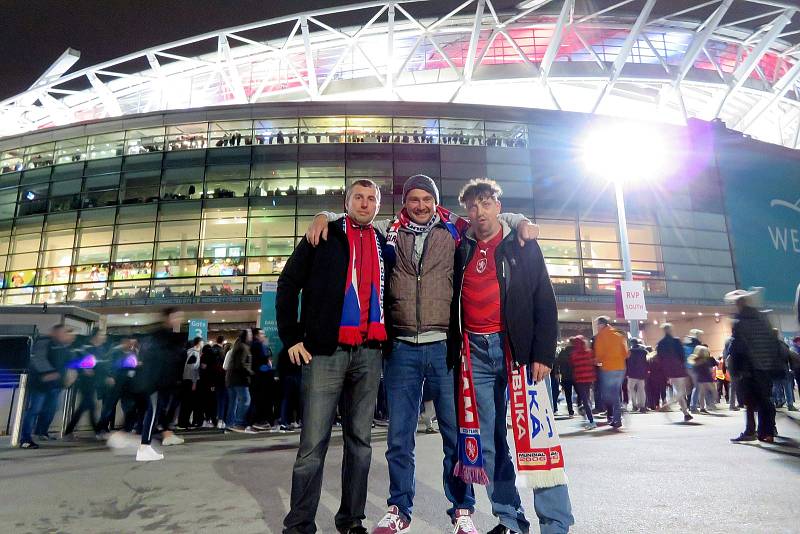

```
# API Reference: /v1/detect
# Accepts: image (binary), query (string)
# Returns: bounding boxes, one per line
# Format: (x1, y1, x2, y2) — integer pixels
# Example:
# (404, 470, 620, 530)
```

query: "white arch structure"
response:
(3, 0, 800, 148)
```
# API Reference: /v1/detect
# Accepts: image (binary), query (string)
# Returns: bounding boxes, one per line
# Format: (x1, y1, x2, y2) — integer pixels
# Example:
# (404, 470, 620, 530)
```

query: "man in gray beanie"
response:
(306, 174, 538, 533)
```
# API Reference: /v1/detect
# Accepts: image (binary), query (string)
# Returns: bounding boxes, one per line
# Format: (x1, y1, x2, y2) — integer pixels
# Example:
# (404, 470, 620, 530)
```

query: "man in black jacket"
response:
(277, 179, 389, 534)
(726, 289, 784, 443)
(448, 179, 573, 534)
(20, 324, 75, 449)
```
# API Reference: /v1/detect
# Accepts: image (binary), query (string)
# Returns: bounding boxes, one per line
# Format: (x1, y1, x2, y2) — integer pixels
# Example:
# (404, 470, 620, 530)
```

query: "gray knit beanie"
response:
(402, 174, 439, 204)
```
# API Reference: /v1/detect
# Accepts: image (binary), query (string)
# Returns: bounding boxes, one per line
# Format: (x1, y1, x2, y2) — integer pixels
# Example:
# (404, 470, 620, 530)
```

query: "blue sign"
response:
(719, 142, 800, 304)
(188, 319, 208, 341)
(260, 281, 280, 356)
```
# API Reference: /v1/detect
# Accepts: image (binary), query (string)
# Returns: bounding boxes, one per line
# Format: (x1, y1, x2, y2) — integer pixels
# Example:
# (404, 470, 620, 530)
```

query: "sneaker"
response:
(683, 414, 694, 422)
(107, 431, 139, 453)
(136, 444, 164, 462)
(788, 405, 799, 412)
(584, 422, 597, 430)
(290, 422, 302, 430)
(244, 426, 258, 434)
(61, 433, 77, 442)
(202, 420, 214, 428)
(216, 420, 226, 430)
(95, 431, 109, 440)
(252, 423, 271, 431)
(699, 409, 710, 414)
(19, 441, 39, 449)
(339, 526, 368, 534)
(639, 408, 648, 414)
(278, 424, 291, 433)
(730, 433, 757, 443)
(487, 526, 518, 534)
(372, 506, 410, 534)
(758, 435, 775, 444)
(609, 421, 622, 429)
(162, 434, 185, 446)
(452, 509, 478, 534)
(35, 434, 51, 441)
(229, 426, 249, 433)
(424, 426, 439, 434)
(690, 409, 700, 414)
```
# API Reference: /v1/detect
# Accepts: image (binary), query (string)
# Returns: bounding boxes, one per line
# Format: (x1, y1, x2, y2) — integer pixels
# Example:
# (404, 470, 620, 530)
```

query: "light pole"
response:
(581, 120, 674, 340)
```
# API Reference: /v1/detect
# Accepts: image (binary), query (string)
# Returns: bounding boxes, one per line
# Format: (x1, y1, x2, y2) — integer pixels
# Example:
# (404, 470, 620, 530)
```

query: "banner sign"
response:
(260, 281, 280, 356)
(188, 319, 208, 341)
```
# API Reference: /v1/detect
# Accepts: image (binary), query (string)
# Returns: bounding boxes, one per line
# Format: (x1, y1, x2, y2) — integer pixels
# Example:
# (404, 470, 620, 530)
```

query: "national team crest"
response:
(476, 258, 487, 273)
(465, 436, 479, 463)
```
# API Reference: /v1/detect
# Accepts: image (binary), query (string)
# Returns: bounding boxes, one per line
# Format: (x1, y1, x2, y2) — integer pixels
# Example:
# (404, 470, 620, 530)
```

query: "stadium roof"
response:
(3, 0, 800, 148)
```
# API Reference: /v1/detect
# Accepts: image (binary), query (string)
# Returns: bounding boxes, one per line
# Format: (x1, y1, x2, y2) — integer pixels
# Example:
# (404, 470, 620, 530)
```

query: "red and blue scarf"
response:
(385, 205, 468, 254)
(338, 217, 387, 345)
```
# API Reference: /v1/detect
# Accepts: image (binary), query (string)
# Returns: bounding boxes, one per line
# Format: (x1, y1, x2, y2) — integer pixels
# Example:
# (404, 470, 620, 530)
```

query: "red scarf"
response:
(338, 217, 387, 345)
(454, 332, 490, 485)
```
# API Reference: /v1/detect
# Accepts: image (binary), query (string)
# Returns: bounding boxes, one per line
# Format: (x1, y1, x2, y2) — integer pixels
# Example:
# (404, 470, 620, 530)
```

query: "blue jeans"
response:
(599, 369, 625, 426)
(227, 386, 251, 427)
(384, 339, 474, 521)
(469, 333, 574, 534)
(21, 388, 50, 443)
(34, 387, 62, 436)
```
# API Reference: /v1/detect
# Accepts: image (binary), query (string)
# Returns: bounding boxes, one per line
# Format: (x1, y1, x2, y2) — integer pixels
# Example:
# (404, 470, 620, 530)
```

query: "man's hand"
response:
(305, 214, 329, 246)
(517, 221, 539, 247)
(288, 342, 313, 365)
(531, 362, 551, 383)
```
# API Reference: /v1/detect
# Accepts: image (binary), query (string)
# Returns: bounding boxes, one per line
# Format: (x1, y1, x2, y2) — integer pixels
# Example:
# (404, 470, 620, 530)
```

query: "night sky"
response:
(1, 0, 793, 101)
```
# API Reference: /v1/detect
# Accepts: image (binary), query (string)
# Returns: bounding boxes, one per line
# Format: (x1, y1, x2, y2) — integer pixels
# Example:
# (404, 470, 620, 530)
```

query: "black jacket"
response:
(729, 306, 783, 377)
(449, 226, 558, 369)
(130, 328, 185, 394)
(27, 337, 72, 391)
(276, 218, 391, 356)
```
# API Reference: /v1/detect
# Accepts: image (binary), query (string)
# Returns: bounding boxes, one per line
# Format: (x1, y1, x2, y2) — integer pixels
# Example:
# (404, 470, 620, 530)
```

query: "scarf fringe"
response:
(514, 467, 568, 489)
(366, 323, 387, 342)
(338, 327, 364, 346)
(453, 462, 489, 485)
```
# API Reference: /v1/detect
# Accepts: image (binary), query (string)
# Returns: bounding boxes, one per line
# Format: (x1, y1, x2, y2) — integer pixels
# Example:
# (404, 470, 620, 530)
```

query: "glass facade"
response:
(0, 110, 737, 306)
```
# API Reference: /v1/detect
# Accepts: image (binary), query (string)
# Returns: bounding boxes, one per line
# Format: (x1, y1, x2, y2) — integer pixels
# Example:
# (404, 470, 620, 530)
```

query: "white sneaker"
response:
(136, 444, 164, 462)
(585, 422, 597, 430)
(202, 420, 214, 428)
(162, 434, 185, 446)
(244, 426, 258, 434)
(290, 422, 302, 430)
(452, 509, 479, 534)
(107, 431, 139, 454)
(216, 421, 226, 430)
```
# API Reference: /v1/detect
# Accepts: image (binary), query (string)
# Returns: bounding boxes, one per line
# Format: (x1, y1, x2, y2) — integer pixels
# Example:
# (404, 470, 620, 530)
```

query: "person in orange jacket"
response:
(593, 316, 629, 428)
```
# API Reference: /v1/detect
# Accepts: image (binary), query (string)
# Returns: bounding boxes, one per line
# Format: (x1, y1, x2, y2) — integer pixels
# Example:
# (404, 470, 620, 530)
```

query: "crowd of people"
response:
(550, 306, 800, 443)
(18, 172, 800, 534)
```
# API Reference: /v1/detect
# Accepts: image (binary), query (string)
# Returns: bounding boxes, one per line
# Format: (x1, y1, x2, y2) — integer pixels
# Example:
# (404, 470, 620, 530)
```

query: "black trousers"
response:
(562, 379, 575, 415)
(739, 371, 777, 438)
(64, 386, 99, 435)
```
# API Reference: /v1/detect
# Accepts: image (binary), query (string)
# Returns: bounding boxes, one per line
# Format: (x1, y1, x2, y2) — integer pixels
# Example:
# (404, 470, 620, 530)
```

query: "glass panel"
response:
(157, 220, 200, 241)
(544, 258, 581, 277)
(84, 157, 122, 176)
(55, 138, 88, 164)
(246, 256, 288, 275)
(37, 266, 71, 285)
(299, 160, 345, 178)
(125, 126, 166, 154)
(161, 167, 203, 200)
(629, 244, 662, 262)
(164, 149, 206, 167)
(248, 216, 295, 238)
(117, 204, 157, 223)
(120, 170, 161, 204)
(485, 121, 528, 148)
(345, 117, 392, 143)
(298, 117, 346, 143)
(254, 119, 300, 145)
(201, 213, 247, 239)
(537, 220, 577, 241)
(72, 264, 109, 284)
(252, 159, 298, 179)
(158, 200, 201, 221)
(154, 258, 197, 278)
(22, 142, 55, 168)
(87, 132, 125, 159)
(155, 240, 199, 259)
(150, 278, 196, 298)
(35, 285, 69, 304)
(393, 118, 439, 143)
(123, 152, 163, 172)
(579, 223, 618, 242)
(13, 216, 44, 235)
(115, 223, 156, 244)
(197, 276, 244, 296)
(39, 248, 73, 268)
(1, 152, 24, 173)
(209, 120, 253, 147)
(249, 178, 299, 197)
(78, 226, 114, 247)
(79, 208, 116, 227)
(11, 234, 41, 254)
(113, 242, 154, 262)
(3, 288, 34, 304)
(110, 260, 152, 281)
(0, 203, 16, 220)
(52, 162, 84, 181)
(68, 282, 107, 302)
(166, 123, 208, 151)
(440, 119, 483, 145)
(247, 236, 295, 256)
(6, 266, 36, 287)
(200, 238, 246, 258)
(539, 240, 579, 258)
(41, 229, 75, 250)
(76, 246, 111, 264)
(581, 241, 621, 262)
(198, 256, 245, 277)
(109, 279, 151, 299)
(628, 225, 658, 244)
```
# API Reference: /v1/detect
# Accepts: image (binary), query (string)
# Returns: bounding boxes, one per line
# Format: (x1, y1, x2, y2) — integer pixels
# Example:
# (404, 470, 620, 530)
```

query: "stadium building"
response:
(1, 0, 800, 350)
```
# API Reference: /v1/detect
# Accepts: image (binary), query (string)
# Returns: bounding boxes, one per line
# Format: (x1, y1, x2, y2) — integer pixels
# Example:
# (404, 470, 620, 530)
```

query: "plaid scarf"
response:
(338, 217, 387, 345)
(455, 333, 567, 488)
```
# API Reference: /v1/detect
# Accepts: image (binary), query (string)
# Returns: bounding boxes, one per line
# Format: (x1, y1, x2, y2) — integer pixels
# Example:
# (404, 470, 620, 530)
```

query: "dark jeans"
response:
(740, 371, 777, 438)
(137, 391, 159, 445)
(283, 345, 382, 534)
(64, 386, 99, 435)
(35, 387, 62, 436)
(550, 375, 561, 412)
(178, 380, 199, 427)
(562, 380, 574, 415)
(21, 388, 59, 443)
(384, 339, 474, 522)
(157, 386, 180, 431)
(574, 383, 594, 424)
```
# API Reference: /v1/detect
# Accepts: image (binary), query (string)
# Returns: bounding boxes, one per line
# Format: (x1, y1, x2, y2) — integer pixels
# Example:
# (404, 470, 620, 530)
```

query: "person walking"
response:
(226, 329, 255, 433)
(592, 316, 629, 428)
(178, 337, 202, 429)
(555, 343, 575, 417)
(63, 328, 107, 439)
(569, 336, 598, 430)
(657, 323, 693, 422)
(277, 179, 390, 534)
(626, 338, 648, 413)
(689, 346, 718, 413)
(726, 289, 785, 443)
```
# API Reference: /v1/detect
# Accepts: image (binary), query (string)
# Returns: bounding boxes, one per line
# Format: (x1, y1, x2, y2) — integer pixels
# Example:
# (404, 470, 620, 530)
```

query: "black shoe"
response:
(683, 414, 693, 422)
(757, 435, 775, 444)
(20, 441, 39, 449)
(488, 525, 518, 534)
(338, 526, 367, 534)
(730, 433, 757, 442)
(609, 421, 622, 429)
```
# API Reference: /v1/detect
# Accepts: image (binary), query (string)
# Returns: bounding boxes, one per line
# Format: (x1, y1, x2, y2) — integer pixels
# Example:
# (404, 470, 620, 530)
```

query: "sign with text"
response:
(188, 319, 208, 341)
(620, 281, 647, 321)
(260, 281, 280, 356)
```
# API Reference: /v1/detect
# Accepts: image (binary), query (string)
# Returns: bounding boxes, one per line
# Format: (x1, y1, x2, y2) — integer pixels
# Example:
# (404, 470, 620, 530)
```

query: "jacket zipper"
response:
(415, 232, 431, 343)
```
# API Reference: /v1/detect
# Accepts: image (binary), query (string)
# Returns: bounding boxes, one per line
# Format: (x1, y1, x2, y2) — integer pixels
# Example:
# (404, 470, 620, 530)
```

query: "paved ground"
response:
(1, 404, 799, 534)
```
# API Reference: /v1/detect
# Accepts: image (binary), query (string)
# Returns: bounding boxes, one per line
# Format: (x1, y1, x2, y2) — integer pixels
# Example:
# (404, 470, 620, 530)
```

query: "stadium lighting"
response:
(580, 121, 675, 339)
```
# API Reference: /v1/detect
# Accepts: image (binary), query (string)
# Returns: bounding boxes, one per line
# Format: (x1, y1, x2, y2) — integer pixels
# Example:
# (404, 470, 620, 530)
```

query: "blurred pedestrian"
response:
(178, 337, 202, 428)
(226, 329, 255, 433)
(689, 346, 717, 413)
(657, 323, 693, 422)
(569, 335, 597, 429)
(63, 328, 107, 439)
(593, 316, 629, 428)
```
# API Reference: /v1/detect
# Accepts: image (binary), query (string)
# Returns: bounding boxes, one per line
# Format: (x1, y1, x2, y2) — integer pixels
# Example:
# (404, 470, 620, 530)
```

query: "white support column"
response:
(712, 9, 795, 118)
(673, 0, 734, 86)
(87, 72, 123, 116)
(736, 59, 800, 131)
(300, 16, 319, 98)
(387, 3, 395, 96)
(540, 0, 573, 81)
(463, 0, 486, 83)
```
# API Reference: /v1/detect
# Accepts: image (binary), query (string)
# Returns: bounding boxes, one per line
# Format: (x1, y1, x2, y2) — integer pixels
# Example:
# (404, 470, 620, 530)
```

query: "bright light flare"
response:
(580, 123, 676, 184)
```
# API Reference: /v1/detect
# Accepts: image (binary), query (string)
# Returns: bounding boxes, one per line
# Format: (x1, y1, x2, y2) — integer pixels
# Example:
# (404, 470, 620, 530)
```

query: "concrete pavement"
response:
(1, 405, 798, 534)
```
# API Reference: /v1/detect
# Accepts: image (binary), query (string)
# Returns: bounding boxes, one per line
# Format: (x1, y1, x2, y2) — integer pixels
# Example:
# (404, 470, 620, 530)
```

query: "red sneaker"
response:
(372, 506, 410, 534)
